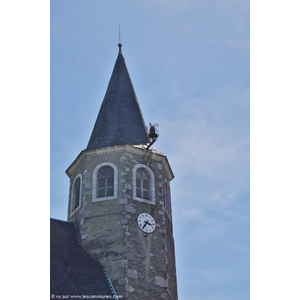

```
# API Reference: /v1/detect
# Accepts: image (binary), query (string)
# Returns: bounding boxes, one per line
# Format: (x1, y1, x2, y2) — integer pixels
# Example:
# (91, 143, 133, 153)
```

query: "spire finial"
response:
(118, 24, 122, 54)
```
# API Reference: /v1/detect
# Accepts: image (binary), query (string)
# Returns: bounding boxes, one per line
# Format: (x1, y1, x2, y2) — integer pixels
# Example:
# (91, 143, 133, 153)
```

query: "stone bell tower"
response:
(66, 44, 178, 300)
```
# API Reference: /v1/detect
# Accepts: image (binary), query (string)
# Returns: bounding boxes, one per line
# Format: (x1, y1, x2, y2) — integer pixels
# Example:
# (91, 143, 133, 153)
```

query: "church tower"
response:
(66, 44, 178, 300)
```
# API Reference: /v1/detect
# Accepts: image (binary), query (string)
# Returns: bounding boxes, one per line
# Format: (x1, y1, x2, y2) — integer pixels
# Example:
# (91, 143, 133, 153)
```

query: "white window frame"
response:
(70, 173, 82, 217)
(132, 164, 156, 205)
(92, 162, 118, 202)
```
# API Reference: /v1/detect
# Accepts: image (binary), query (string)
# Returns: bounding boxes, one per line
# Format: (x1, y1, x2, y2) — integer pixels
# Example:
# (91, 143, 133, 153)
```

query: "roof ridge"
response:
(50, 217, 70, 224)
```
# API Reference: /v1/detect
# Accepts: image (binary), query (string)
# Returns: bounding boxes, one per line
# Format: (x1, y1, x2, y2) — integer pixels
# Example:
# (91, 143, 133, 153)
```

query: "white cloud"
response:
(166, 85, 249, 244)
(172, 130, 248, 177)
(167, 86, 249, 182)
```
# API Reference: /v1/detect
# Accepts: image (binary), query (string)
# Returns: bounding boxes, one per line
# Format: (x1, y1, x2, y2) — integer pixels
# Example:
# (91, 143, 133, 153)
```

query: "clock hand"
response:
(142, 221, 148, 229)
(143, 220, 151, 229)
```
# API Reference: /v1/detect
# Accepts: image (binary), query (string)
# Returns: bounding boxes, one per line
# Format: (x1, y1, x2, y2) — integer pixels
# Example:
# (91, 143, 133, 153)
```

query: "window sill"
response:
(92, 195, 118, 202)
(133, 196, 156, 205)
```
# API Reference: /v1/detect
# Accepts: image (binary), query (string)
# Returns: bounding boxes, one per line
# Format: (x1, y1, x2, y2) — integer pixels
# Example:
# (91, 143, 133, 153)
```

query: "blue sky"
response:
(50, 1, 249, 299)
(3, 1, 300, 299)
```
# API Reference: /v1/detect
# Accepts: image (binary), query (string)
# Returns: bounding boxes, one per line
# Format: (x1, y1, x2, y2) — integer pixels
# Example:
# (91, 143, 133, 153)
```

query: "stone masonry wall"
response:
(67, 147, 178, 300)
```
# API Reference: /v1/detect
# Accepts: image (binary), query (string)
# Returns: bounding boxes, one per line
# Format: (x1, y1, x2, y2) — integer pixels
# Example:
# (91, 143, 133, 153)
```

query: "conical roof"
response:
(86, 44, 149, 150)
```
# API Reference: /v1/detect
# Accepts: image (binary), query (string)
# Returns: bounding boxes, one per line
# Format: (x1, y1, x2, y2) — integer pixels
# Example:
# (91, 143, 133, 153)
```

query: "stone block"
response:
(125, 285, 134, 293)
(118, 198, 128, 205)
(125, 205, 136, 213)
(125, 252, 135, 260)
(127, 268, 138, 279)
(155, 276, 168, 288)
(119, 260, 128, 268)
(125, 183, 132, 190)
(81, 234, 88, 240)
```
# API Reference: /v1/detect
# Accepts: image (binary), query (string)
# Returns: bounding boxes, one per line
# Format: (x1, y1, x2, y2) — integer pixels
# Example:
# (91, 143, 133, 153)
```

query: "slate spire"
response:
(86, 44, 149, 150)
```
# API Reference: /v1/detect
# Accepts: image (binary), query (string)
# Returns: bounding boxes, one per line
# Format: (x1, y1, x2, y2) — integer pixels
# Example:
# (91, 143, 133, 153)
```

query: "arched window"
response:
(136, 168, 150, 200)
(97, 166, 114, 198)
(132, 164, 156, 205)
(73, 177, 80, 209)
(70, 174, 82, 215)
(92, 162, 118, 202)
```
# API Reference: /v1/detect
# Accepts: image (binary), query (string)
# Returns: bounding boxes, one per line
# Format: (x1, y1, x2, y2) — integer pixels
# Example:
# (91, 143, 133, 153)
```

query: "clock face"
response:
(137, 213, 156, 233)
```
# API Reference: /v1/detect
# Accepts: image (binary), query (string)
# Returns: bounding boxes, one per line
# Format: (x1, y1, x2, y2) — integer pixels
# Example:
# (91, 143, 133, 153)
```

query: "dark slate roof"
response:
(50, 218, 116, 297)
(86, 45, 150, 150)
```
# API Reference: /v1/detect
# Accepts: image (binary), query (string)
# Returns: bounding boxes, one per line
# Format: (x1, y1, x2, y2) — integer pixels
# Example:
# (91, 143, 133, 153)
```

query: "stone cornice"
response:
(65, 144, 174, 182)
